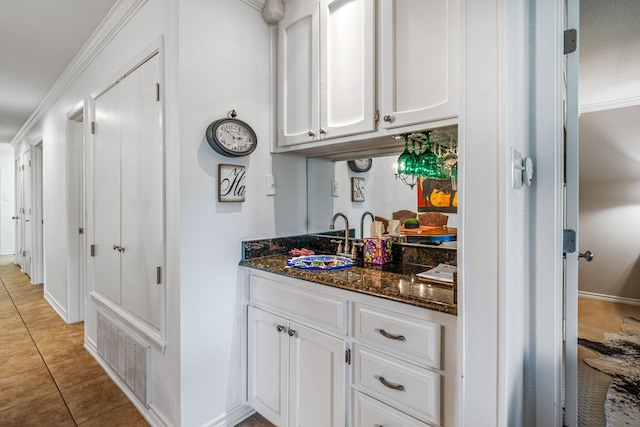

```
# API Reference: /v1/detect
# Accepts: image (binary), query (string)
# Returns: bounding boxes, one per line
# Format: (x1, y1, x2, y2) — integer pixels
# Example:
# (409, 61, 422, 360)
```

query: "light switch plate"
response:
(266, 174, 276, 196)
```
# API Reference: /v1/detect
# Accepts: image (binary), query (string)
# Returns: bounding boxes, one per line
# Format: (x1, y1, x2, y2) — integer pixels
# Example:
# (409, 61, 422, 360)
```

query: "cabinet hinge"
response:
(79, 228, 84, 235)
(90, 245, 95, 257)
(21, 164, 24, 171)
(564, 29, 577, 54)
(22, 251, 26, 257)
(28, 160, 31, 167)
(91, 121, 96, 134)
(157, 267, 162, 285)
(345, 348, 351, 365)
(156, 83, 160, 101)
(374, 110, 380, 123)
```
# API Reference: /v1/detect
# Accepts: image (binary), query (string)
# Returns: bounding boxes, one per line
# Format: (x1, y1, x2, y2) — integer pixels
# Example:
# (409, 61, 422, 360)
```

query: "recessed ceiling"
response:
(0, 0, 117, 144)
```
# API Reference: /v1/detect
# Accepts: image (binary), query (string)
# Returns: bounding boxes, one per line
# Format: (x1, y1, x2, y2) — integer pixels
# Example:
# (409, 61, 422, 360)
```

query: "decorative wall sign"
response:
(218, 164, 246, 202)
(351, 177, 365, 202)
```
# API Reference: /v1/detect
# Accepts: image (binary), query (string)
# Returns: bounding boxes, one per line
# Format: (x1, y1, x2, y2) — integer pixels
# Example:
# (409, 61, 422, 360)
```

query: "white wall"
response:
(178, 1, 306, 425)
(0, 144, 15, 255)
(579, 105, 640, 301)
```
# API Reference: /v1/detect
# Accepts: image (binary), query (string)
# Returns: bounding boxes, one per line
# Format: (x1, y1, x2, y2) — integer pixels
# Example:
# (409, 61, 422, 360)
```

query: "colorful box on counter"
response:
(363, 236, 393, 265)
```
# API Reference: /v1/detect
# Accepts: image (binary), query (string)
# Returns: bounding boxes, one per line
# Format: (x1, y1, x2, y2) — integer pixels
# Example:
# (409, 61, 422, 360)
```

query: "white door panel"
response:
(23, 150, 32, 277)
(93, 82, 122, 305)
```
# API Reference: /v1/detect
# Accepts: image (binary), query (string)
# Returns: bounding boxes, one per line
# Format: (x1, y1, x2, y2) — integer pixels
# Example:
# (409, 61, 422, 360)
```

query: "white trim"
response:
(10, 0, 148, 147)
(203, 405, 257, 427)
(580, 96, 640, 114)
(84, 340, 170, 427)
(241, 0, 265, 11)
(578, 291, 640, 307)
(44, 289, 68, 322)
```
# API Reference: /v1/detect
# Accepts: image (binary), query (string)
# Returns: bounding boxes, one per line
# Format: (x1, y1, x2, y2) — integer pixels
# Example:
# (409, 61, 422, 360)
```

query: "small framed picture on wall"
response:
(218, 164, 246, 202)
(351, 177, 365, 202)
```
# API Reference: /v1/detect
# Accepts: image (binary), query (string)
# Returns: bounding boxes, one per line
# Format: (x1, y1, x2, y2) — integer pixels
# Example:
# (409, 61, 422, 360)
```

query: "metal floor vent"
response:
(97, 312, 150, 406)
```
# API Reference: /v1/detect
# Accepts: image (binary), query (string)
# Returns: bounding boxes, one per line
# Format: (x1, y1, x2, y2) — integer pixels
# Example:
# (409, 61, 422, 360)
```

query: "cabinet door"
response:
(93, 80, 123, 305)
(353, 390, 430, 427)
(289, 322, 347, 427)
(320, 0, 376, 139)
(380, 0, 459, 128)
(248, 307, 289, 427)
(119, 53, 164, 329)
(278, 1, 320, 147)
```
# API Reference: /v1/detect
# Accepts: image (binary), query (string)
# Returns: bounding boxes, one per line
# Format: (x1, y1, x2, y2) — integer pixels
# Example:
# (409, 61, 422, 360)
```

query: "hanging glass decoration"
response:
(396, 135, 413, 174)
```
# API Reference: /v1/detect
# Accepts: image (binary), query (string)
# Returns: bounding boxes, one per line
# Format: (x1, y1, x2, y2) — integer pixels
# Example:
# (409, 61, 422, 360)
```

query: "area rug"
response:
(578, 316, 640, 427)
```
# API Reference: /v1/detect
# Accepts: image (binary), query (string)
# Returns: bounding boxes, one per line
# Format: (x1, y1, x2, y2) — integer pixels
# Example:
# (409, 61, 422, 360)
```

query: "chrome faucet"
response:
(360, 211, 374, 239)
(329, 212, 351, 257)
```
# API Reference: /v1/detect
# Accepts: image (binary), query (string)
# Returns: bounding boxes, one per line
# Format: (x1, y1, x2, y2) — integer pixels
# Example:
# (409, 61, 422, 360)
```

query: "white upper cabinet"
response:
(380, 0, 458, 129)
(275, 0, 459, 155)
(278, 0, 376, 147)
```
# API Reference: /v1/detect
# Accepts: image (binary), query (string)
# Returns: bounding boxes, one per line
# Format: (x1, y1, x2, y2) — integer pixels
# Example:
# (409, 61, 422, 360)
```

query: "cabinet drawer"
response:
(353, 302, 441, 369)
(352, 390, 431, 427)
(353, 345, 441, 425)
(250, 274, 348, 335)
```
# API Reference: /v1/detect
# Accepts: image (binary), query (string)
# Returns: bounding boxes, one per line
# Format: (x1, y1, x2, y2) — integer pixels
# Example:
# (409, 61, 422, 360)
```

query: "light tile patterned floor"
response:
(0, 256, 149, 426)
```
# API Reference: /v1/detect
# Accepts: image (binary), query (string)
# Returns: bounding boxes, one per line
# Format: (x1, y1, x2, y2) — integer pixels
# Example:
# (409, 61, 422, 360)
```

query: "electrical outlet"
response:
(266, 174, 276, 196)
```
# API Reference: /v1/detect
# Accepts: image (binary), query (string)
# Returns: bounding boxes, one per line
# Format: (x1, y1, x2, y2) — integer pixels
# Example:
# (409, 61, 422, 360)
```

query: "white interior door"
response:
(14, 157, 23, 266)
(22, 150, 32, 278)
(119, 53, 163, 329)
(93, 81, 123, 305)
(564, 0, 580, 424)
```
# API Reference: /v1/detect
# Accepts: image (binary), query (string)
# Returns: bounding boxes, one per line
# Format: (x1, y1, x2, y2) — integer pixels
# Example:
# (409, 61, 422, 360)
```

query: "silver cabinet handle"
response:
(578, 250, 594, 262)
(113, 245, 119, 251)
(276, 325, 285, 332)
(378, 376, 404, 391)
(383, 114, 394, 122)
(25, 219, 30, 222)
(307, 130, 315, 137)
(288, 328, 296, 337)
(379, 329, 405, 341)
(11, 216, 19, 220)
(319, 128, 326, 134)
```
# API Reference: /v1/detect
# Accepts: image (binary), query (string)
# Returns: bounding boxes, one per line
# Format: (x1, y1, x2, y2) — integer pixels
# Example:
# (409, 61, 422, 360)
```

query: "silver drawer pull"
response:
(379, 329, 405, 341)
(378, 376, 405, 391)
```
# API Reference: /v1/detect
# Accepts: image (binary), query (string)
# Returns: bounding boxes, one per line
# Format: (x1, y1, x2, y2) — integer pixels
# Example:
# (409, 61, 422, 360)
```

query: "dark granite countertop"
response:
(240, 254, 457, 315)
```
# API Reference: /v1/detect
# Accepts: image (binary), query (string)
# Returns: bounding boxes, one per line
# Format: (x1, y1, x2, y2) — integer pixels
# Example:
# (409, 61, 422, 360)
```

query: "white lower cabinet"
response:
(248, 305, 347, 427)
(245, 270, 457, 427)
(353, 390, 430, 427)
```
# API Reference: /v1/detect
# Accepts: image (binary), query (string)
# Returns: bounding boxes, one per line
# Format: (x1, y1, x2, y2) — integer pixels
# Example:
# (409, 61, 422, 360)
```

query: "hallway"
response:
(0, 256, 148, 426)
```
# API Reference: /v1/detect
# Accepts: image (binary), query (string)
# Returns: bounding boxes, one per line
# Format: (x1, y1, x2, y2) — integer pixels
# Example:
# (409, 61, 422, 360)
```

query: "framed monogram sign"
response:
(351, 177, 365, 202)
(218, 164, 246, 202)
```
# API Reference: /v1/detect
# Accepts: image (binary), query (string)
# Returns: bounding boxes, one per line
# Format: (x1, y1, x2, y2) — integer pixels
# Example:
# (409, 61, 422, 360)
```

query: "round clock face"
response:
(347, 158, 372, 173)
(206, 118, 257, 157)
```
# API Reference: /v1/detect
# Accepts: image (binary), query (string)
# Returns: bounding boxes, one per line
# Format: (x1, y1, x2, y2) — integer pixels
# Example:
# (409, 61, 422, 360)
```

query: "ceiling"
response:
(0, 0, 638, 146)
(0, 0, 116, 144)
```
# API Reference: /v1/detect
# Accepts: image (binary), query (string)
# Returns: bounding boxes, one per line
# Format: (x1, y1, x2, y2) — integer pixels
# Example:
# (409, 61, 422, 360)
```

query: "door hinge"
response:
(79, 228, 84, 234)
(156, 83, 160, 101)
(91, 121, 96, 134)
(157, 266, 162, 285)
(90, 244, 95, 257)
(345, 348, 351, 365)
(563, 229, 576, 254)
(564, 29, 577, 54)
(374, 110, 380, 123)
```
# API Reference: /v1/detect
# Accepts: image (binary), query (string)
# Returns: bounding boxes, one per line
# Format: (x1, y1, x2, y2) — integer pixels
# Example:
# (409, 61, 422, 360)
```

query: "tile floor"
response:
(0, 256, 149, 426)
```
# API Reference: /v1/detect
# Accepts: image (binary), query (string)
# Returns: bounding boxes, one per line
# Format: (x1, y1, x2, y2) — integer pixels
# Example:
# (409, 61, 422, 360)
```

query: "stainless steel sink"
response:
(286, 255, 354, 270)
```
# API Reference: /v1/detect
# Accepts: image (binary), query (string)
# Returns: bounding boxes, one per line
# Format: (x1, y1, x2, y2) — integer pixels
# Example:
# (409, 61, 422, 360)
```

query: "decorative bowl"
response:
(286, 255, 354, 270)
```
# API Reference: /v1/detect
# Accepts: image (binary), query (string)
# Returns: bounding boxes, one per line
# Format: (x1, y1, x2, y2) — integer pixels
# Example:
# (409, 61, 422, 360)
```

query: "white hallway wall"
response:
(12, 0, 305, 425)
(579, 105, 640, 301)
(0, 144, 15, 255)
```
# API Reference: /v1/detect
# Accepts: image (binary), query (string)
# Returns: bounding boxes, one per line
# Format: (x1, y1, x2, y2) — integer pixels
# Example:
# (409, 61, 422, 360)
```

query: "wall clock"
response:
(347, 158, 372, 173)
(206, 110, 257, 157)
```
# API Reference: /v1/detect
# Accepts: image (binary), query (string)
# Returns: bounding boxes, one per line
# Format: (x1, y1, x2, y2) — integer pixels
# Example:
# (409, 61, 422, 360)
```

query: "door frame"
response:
(30, 143, 44, 284)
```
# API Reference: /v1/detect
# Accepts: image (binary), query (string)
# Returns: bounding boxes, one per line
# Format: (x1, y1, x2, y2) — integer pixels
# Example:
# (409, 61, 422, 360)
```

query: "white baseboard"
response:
(44, 290, 68, 321)
(578, 291, 640, 306)
(204, 405, 256, 427)
(85, 340, 171, 427)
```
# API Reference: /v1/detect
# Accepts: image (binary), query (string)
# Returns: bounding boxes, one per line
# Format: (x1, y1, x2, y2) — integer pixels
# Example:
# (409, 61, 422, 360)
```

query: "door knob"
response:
(578, 250, 594, 262)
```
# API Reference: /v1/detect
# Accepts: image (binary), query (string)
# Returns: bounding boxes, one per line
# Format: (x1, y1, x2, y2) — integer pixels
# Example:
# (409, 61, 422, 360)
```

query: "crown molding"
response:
(579, 96, 640, 115)
(11, 0, 148, 147)
(241, 0, 265, 11)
